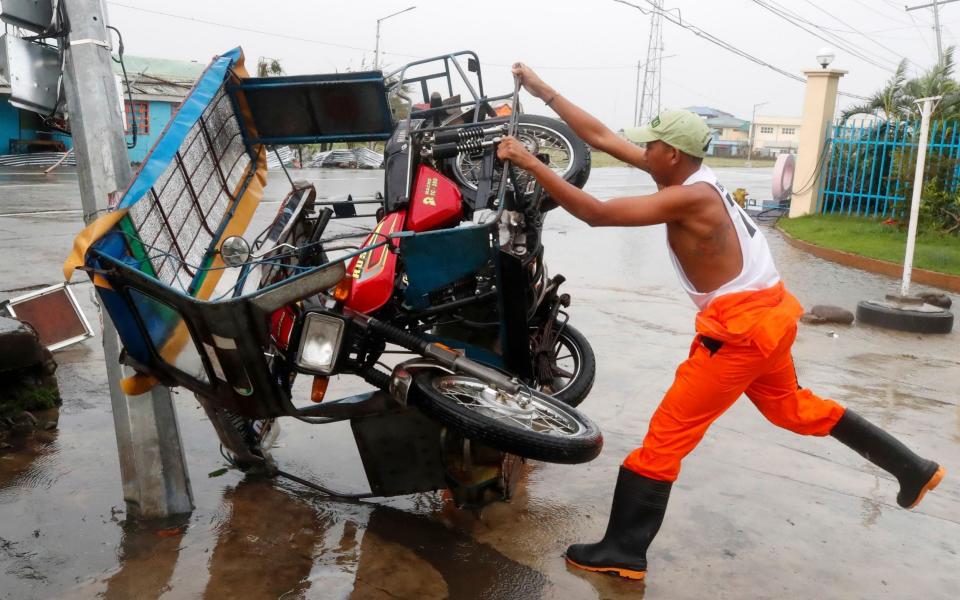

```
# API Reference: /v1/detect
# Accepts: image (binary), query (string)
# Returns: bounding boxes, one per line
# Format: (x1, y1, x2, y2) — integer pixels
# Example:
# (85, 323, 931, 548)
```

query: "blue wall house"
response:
(1, 55, 203, 163)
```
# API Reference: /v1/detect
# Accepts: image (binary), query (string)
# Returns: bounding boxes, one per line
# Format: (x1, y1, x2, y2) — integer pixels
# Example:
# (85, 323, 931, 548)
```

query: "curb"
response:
(775, 225, 960, 294)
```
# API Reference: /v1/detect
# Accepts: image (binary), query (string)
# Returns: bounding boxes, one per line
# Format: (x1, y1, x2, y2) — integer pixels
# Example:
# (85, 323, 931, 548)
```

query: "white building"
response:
(752, 116, 802, 156)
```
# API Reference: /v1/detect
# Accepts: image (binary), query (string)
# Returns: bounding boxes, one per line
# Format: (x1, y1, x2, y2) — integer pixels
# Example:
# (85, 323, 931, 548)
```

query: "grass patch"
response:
(0, 385, 60, 420)
(590, 151, 775, 169)
(778, 214, 960, 276)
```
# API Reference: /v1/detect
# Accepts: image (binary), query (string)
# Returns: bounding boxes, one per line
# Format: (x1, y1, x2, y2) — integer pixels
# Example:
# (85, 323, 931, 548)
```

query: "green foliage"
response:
(842, 47, 960, 121)
(886, 146, 960, 234)
(256, 57, 284, 78)
(0, 385, 60, 420)
(779, 214, 960, 275)
(918, 184, 960, 235)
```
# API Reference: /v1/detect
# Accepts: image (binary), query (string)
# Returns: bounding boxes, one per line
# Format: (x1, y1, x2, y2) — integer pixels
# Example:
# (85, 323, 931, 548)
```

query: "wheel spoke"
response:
(430, 375, 583, 436)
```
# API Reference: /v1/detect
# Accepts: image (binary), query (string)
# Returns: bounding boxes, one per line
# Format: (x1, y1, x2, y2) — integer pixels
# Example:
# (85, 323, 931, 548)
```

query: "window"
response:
(782, 127, 796, 135)
(124, 101, 150, 136)
(760, 126, 774, 134)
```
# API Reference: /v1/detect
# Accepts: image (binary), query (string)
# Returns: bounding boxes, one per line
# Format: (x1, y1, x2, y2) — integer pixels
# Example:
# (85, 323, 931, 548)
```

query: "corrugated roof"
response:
(114, 55, 203, 100)
(113, 55, 206, 81)
(1, 54, 202, 98)
(685, 105, 733, 118)
(707, 115, 747, 129)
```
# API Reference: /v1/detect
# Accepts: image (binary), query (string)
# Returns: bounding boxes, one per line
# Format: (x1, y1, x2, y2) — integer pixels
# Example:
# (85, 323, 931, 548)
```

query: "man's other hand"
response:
(497, 136, 539, 171)
(512, 62, 550, 99)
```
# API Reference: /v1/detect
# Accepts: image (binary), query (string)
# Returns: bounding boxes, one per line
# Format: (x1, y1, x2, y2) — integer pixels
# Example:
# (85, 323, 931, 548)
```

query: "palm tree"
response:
(841, 47, 960, 121)
(841, 59, 909, 121)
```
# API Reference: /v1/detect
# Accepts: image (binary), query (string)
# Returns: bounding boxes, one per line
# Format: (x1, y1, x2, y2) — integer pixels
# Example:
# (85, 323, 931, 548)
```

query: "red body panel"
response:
(406, 165, 463, 232)
(270, 305, 297, 351)
(344, 210, 406, 314)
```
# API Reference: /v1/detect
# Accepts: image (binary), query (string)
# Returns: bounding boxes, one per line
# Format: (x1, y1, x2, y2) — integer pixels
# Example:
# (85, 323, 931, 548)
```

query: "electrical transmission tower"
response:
(635, 0, 665, 126)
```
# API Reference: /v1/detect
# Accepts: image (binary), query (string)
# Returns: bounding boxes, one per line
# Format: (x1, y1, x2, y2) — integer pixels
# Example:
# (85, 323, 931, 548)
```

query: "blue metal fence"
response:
(819, 118, 960, 217)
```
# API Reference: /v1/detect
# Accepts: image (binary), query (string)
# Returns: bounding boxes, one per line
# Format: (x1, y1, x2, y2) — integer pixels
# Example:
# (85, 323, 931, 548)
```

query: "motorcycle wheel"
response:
(411, 371, 602, 464)
(533, 324, 596, 408)
(451, 114, 591, 207)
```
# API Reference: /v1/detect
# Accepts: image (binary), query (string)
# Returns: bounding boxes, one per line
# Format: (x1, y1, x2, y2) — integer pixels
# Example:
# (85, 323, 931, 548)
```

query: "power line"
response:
(749, 0, 900, 72)
(107, 2, 392, 55)
(612, 0, 805, 83)
(906, 9, 939, 58)
(611, 0, 869, 101)
(798, 0, 910, 65)
(850, 0, 913, 24)
(107, 2, 646, 73)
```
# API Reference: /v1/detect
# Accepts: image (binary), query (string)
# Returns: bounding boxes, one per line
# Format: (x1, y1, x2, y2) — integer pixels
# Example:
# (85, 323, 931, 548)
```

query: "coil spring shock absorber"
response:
(433, 125, 486, 145)
(430, 137, 489, 160)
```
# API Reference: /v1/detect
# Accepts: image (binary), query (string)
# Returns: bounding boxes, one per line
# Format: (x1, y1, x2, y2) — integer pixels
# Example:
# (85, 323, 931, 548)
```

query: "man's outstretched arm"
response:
(512, 62, 648, 171)
(498, 136, 695, 227)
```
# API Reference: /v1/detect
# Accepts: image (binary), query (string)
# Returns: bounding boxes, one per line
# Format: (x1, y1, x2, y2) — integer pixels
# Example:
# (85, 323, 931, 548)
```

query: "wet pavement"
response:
(1, 166, 958, 599)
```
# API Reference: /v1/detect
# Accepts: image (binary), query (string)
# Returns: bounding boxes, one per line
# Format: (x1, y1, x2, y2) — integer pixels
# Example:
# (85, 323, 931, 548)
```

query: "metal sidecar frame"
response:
(73, 48, 533, 421)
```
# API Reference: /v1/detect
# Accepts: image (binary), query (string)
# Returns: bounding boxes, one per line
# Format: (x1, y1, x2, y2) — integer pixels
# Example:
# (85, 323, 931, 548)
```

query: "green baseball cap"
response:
(624, 110, 712, 158)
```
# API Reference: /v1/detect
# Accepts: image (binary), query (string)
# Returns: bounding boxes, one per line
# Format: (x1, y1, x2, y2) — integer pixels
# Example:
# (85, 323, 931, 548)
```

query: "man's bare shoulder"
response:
(656, 181, 719, 209)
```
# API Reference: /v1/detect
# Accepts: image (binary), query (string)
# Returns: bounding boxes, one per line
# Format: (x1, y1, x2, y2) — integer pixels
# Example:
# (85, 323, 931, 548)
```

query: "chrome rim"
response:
(455, 122, 576, 192)
(539, 330, 582, 396)
(429, 375, 586, 437)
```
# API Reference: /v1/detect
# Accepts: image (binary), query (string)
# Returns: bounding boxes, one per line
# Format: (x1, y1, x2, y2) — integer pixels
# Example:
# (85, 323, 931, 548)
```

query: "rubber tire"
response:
(539, 324, 596, 408)
(449, 114, 591, 209)
(411, 371, 603, 464)
(856, 301, 954, 334)
(515, 114, 592, 213)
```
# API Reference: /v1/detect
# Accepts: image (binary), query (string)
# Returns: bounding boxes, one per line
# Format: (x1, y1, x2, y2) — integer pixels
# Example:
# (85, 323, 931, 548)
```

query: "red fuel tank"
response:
(344, 210, 406, 314)
(406, 165, 463, 232)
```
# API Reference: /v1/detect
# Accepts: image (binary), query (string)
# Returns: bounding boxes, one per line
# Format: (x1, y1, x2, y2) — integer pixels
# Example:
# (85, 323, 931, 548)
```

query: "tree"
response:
(841, 47, 960, 121)
(256, 57, 284, 78)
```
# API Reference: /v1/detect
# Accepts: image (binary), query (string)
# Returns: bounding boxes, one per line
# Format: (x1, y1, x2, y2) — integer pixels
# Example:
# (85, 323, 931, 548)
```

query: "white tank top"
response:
(667, 165, 780, 310)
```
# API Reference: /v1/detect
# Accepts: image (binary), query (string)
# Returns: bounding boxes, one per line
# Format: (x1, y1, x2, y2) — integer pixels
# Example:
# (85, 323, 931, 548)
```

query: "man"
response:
(496, 63, 946, 581)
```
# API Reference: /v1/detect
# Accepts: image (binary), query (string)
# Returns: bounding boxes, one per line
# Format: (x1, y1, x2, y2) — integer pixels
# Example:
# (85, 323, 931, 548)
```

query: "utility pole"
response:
(634, 60, 641, 126)
(746, 101, 768, 167)
(906, 0, 959, 66)
(61, 0, 193, 519)
(373, 5, 416, 71)
(637, 0, 664, 125)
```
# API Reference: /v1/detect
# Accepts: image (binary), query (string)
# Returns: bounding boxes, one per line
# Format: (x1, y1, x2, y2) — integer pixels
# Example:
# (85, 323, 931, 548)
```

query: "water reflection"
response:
(203, 479, 325, 599)
(351, 505, 549, 600)
(102, 518, 187, 600)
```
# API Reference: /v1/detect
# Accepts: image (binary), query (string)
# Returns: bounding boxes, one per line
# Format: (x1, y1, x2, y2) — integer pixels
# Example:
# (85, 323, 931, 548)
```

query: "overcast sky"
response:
(102, 0, 951, 126)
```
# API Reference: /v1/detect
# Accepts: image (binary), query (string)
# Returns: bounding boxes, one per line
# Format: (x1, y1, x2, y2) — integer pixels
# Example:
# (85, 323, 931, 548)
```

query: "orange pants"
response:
(623, 324, 845, 481)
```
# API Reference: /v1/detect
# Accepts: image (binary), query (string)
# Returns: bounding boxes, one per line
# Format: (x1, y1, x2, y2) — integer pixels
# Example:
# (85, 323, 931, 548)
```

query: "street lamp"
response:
(816, 46, 836, 69)
(746, 100, 769, 167)
(374, 6, 416, 71)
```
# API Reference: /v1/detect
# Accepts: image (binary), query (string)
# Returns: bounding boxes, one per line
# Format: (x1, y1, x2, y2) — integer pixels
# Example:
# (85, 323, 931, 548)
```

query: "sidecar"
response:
(66, 48, 570, 504)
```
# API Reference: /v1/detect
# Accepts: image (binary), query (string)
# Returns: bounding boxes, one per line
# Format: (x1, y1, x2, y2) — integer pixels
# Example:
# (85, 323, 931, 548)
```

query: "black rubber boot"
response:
(565, 466, 671, 580)
(830, 409, 945, 509)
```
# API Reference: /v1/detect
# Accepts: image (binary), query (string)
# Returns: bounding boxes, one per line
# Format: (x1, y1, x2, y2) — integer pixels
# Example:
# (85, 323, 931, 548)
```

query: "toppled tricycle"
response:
(66, 48, 602, 506)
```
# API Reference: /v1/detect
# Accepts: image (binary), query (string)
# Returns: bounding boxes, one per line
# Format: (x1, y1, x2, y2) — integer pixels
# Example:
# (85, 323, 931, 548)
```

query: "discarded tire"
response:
(856, 301, 954, 334)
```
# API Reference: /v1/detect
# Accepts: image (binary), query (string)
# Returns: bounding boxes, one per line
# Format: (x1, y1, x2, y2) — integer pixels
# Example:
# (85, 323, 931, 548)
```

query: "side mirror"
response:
(467, 58, 479, 73)
(220, 236, 251, 267)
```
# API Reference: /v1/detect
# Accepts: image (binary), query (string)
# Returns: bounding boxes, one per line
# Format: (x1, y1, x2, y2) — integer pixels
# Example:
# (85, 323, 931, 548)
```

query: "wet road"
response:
(1, 166, 958, 599)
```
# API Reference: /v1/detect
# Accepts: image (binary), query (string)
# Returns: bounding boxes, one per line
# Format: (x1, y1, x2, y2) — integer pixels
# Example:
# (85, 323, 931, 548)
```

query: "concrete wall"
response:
(721, 127, 749, 142)
(754, 116, 802, 152)
(125, 100, 174, 164)
(0, 98, 20, 154)
(2, 95, 175, 162)
(1, 95, 73, 154)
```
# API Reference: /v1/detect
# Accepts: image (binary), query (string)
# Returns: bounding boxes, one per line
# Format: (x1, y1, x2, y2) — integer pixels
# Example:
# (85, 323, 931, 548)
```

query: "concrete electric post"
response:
(60, 0, 194, 519)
